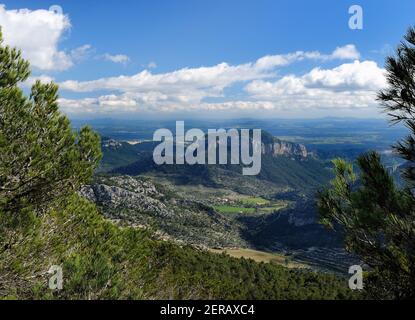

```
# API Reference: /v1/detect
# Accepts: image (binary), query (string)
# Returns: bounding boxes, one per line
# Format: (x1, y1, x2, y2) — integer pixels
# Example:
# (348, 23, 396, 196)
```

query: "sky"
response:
(0, 0, 414, 119)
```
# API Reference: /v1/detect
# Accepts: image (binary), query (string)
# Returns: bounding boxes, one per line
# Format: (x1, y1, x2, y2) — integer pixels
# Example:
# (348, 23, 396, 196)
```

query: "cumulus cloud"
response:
(254, 44, 359, 70)
(60, 62, 269, 95)
(0, 5, 74, 71)
(303, 60, 385, 90)
(59, 98, 100, 114)
(24, 74, 56, 87)
(103, 53, 130, 64)
(246, 60, 386, 96)
(59, 45, 361, 95)
(55, 45, 384, 116)
(245, 60, 386, 110)
(59, 96, 271, 115)
(0, 5, 94, 71)
(330, 44, 360, 60)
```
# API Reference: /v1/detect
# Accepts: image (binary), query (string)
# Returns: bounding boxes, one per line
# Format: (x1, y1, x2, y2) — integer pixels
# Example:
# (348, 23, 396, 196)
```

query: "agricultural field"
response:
(214, 202, 287, 215)
(210, 248, 308, 269)
(214, 196, 289, 215)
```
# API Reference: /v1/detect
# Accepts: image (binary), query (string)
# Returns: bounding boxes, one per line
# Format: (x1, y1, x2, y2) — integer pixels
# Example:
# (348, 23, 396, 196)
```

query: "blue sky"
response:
(1, 0, 415, 119)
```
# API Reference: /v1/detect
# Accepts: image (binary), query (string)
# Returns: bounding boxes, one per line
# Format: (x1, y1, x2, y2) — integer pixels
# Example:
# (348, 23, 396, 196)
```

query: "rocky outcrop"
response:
(79, 176, 172, 218)
(262, 139, 308, 158)
(99, 175, 162, 198)
(79, 175, 246, 248)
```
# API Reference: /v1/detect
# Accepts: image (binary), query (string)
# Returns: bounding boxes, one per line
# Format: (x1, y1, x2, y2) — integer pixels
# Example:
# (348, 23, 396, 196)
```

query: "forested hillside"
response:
(1, 193, 356, 300)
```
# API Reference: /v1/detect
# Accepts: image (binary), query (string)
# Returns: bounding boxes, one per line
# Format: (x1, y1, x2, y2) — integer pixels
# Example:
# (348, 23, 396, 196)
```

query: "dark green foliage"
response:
(317, 27, 415, 299)
(0, 32, 30, 88)
(379, 26, 415, 186)
(0, 30, 102, 212)
(0, 195, 153, 299)
(318, 155, 415, 298)
(157, 243, 356, 300)
(1, 194, 356, 300)
(257, 155, 332, 192)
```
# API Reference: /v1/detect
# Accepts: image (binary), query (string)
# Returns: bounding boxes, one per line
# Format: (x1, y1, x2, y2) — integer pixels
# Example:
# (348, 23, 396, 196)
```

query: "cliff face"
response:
(262, 139, 308, 158)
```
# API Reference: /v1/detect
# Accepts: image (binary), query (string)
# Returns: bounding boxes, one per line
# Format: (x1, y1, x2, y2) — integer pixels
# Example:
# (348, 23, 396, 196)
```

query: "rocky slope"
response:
(80, 175, 246, 248)
(80, 176, 171, 218)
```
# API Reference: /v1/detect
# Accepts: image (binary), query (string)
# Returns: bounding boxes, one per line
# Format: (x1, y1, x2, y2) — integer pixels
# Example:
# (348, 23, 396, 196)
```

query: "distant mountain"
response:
(100, 132, 332, 194)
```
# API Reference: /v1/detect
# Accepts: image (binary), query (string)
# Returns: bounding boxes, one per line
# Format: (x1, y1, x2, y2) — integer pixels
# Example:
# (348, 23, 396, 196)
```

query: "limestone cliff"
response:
(262, 138, 308, 158)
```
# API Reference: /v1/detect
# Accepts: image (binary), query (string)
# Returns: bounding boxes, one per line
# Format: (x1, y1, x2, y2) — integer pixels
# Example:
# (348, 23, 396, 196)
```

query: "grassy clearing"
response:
(210, 248, 309, 269)
(214, 202, 287, 215)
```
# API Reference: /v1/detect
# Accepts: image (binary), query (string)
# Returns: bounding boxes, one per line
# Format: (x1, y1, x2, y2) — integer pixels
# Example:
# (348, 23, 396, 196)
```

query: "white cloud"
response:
(246, 60, 386, 96)
(0, 5, 74, 71)
(245, 60, 386, 110)
(59, 62, 269, 94)
(25, 74, 56, 87)
(330, 44, 360, 60)
(59, 45, 361, 96)
(56, 46, 383, 116)
(303, 60, 386, 90)
(103, 53, 130, 64)
(59, 97, 100, 114)
(0, 5, 93, 71)
(254, 45, 360, 70)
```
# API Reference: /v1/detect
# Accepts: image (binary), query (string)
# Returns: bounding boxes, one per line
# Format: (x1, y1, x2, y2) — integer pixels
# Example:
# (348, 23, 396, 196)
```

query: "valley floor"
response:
(209, 248, 309, 269)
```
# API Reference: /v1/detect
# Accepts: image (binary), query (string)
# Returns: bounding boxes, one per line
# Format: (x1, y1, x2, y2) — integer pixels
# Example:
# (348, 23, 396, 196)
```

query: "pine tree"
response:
(0, 29, 102, 213)
(379, 27, 415, 186)
(317, 27, 415, 299)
